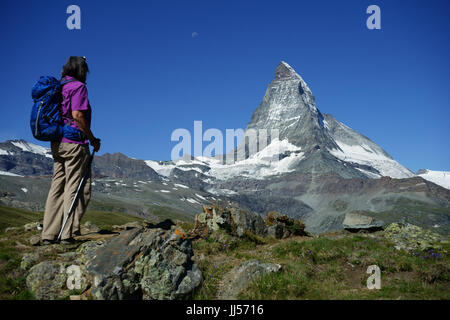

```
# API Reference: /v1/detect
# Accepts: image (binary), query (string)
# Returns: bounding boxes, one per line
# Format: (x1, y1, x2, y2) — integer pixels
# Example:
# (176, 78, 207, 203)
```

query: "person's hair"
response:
(61, 56, 89, 83)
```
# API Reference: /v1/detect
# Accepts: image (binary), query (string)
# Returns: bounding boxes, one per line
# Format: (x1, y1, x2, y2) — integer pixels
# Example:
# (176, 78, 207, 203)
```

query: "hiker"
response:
(41, 56, 101, 245)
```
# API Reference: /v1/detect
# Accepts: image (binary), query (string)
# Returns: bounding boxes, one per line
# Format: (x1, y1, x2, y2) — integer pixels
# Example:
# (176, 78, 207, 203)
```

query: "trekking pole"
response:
(57, 149, 96, 241)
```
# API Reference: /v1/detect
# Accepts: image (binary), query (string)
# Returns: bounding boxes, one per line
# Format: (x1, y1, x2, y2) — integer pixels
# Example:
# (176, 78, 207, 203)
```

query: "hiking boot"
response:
(60, 237, 76, 245)
(42, 239, 56, 246)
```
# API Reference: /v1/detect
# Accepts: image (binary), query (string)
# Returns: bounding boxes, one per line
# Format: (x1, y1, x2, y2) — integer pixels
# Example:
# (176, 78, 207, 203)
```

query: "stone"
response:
(384, 222, 443, 252)
(29, 235, 41, 246)
(21, 252, 40, 271)
(25, 225, 202, 300)
(24, 222, 39, 232)
(265, 211, 308, 238)
(85, 227, 202, 300)
(343, 212, 384, 231)
(267, 224, 284, 239)
(231, 207, 266, 237)
(194, 204, 267, 238)
(218, 260, 282, 299)
(26, 261, 69, 300)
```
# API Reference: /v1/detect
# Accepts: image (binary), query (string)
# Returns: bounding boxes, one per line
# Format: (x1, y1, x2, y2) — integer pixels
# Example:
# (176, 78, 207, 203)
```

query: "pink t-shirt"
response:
(60, 76, 91, 144)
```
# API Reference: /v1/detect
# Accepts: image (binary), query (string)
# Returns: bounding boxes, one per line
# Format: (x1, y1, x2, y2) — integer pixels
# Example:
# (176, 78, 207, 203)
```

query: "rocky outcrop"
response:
(25, 225, 202, 300)
(194, 204, 267, 238)
(265, 211, 309, 239)
(193, 204, 309, 240)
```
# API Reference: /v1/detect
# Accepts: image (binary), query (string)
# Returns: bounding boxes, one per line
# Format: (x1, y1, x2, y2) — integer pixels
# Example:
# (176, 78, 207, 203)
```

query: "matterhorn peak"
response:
(274, 61, 301, 80)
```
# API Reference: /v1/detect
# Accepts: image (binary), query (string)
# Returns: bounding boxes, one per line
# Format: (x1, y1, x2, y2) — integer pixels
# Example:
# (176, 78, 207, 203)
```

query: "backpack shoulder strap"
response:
(60, 78, 79, 86)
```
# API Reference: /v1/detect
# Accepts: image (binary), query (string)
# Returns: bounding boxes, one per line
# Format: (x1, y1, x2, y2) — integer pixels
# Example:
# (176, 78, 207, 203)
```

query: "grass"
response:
(191, 229, 450, 300)
(0, 206, 43, 231)
(1, 204, 449, 300)
(240, 234, 450, 300)
(146, 205, 193, 223)
(0, 205, 145, 232)
(0, 236, 35, 299)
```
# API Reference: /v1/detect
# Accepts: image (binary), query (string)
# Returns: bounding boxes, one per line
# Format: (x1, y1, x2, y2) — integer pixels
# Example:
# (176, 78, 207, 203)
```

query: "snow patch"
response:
(0, 149, 11, 156)
(203, 138, 304, 180)
(195, 193, 207, 201)
(0, 170, 23, 177)
(417, 170, 450, 190)
(10, 141, 52, 158)
(186, 198, 200, 204)
(329, 140, 414, 179)
(174, 183, 189, 189)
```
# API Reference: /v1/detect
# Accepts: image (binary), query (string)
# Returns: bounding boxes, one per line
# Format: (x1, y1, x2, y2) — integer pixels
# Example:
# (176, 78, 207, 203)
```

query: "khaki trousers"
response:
(42, 142, 91, 241)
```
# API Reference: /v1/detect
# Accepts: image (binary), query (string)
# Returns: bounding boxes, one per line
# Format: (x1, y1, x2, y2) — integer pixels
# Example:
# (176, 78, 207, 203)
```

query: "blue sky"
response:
(0, 0, 449, 172)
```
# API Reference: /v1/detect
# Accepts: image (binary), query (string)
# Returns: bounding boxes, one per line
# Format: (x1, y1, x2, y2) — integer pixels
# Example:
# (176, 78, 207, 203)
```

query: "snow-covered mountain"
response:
(145, 61, 415, 182)
(0, 140, 52, 158)
(417, 169, 450, 190)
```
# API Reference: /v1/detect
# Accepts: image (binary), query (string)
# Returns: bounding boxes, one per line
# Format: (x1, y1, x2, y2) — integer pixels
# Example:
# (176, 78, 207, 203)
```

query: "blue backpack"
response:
(30, 76, 85, 142)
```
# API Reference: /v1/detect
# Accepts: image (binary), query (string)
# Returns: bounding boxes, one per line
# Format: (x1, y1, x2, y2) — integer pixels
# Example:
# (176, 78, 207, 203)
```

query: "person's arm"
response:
(72, 110, 101, 151)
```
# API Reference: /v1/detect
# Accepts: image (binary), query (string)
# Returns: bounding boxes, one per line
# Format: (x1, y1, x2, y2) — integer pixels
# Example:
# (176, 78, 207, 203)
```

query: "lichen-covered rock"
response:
(218, 260, 282, 299)
(193, 205, 231, 236)
(267, 224, 284, 239)
(265, 211, 308, 239)
(29, 235, 41, 246)
(343, 212, 384, 231)
(231, 207, 266, 237)
(84, 227, 202, 300)
(26, 261, 69, 300)
(384, 222, 444, 251)
(194, 204, 266, 238)
(25, 225, 202, 300)
(21, 252, 40, 271)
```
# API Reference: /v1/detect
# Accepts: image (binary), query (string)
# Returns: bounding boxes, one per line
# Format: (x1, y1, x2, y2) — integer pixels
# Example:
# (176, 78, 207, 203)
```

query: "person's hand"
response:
(90, 138, 101, 152)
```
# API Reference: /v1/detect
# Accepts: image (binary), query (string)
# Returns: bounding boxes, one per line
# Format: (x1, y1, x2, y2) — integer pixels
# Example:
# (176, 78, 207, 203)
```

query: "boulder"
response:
(26, 226, 202, 300)
(265, 211, 308, 239)
(343, 212, 384, 231)
(231, 207, 266, 237)
(218, 260, 282, 299)
(194, 204, 266, 238)
(29, 235, 41, 246)
(26, 261, 88, 300)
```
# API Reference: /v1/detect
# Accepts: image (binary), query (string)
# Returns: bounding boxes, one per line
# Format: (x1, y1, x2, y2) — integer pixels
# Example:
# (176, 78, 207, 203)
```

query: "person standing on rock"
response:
(41, 56, 101, 245)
